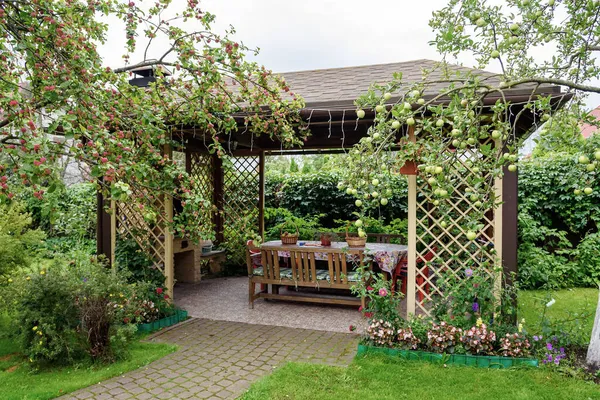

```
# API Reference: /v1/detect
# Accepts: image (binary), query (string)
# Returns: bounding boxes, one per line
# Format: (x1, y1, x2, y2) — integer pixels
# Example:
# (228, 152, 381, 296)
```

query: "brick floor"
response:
(58, 318, 358, 400)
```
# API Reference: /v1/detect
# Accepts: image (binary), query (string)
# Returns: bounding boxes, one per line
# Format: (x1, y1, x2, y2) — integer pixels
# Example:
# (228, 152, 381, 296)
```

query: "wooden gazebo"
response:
(97, 59, 568, 317)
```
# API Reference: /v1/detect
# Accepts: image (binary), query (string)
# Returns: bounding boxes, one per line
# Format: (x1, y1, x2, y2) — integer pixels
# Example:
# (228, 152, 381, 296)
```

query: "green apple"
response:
(375, 105, 385, 113)
(510, 23, 520, 32)
(491, 130, 502, 139)
(371, 191, 379, 198)
(439, 189, 449, 197)
(436, 119, 445, 128)
(346, 188, 353, 195)
(584, 187, 593, 195)
(358, 229, 366, 238)
(508, 164, 517, 172)
(440, 221, 448, 228)
(470, 194, 479, 202)
(476, 18, 486, 27)
(417, 98, 425, 105)
(451, 129, 461, 137)
(548, 0, 555, 5)
(386, 189, 392, 196)
(574, 189, 582, 195)
(491, 50, 500, 58)
(466, 231, 477, 241)
(384, 92, 392, 100)
(508, 36, 518, 44)
(428, 177, 437, 185)
(467, 137, 476, 145)
(472, 167, 480, 173)
(406, 117, 416, 126)
(403, 102, 412, 110)
(391, 120, 401, 130)
(373, 132, 381, 140)
(425, 165, 434, 174)
(452, 139, 461, 148)
(433, 200, 440, 206)
(434, 166, 443, 174)
(586, 163, 596, 172)
(355, 219, 363, 227)
(595, 150, 600, 160)
(474, 201, 483, 208)
(380, 198, 388, 205)
(355, 199, 363, 207)
(351, 189, 358, 195)
(364, 193, 370, 199)
(461, 99, 469, 107)
(372, 178, 380, 186)
(411, 90, 421, 97)
(356, 109, 365, 119)
(579, 155, 590, 164)
(460, 141, 468, 149)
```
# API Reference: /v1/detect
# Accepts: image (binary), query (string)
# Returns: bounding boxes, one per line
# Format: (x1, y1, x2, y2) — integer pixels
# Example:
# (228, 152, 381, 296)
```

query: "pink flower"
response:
(367, 286, 373, 291)
(156, 287, 163, 294)
(379, 288, 388, 297)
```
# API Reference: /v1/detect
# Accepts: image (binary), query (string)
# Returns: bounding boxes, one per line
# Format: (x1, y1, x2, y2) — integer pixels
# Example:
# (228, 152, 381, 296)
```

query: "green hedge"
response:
(265, 171, 408, 227)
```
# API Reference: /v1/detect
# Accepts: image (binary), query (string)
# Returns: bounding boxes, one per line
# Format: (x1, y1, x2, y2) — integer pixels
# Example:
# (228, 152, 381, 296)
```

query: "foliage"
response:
(24, 183, 97, 238)
(0, 202, 45, 279)
(431, 266, 517, 330)
(351, 262, 403, 328)
(366, 319, 395, 347)
(0, 0, 305, 243)
(115, 238, 164, 287)
(395, 327, 421, 350)
(426, 322, 462, 354)
(461, 324, 497, 355)
(263, 208, 324, 241)
(499, 332, 532, 358)
(266, 171, 408, 227)
(8, 253, 139, 366)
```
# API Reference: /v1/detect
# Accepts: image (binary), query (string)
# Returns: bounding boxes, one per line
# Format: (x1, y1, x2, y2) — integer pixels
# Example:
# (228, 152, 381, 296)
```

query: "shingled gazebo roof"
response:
(180, 59, 568, 152)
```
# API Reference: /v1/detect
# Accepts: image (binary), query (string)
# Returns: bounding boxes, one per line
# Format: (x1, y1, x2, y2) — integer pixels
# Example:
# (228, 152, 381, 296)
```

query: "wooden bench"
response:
(246, 245, 369, 308)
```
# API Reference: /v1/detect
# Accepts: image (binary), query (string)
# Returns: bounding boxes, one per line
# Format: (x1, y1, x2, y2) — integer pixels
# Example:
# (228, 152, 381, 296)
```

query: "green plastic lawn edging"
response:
(357, 344, 539, 368)
(136, 309, 188, 333)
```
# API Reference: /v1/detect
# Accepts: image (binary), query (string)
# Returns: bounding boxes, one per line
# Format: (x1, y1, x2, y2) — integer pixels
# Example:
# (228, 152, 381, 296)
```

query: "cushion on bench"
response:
(252, 267, 360, 283)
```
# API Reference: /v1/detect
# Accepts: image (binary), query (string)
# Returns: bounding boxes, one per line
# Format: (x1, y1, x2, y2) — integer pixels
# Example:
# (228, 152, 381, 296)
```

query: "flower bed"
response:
(357, 344, 539, 368)
(136, 309, 188, 333)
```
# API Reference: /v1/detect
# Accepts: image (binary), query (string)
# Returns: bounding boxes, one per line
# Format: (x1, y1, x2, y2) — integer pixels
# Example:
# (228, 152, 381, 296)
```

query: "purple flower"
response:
(559, 347, 565, 354)
(546, 342, 553, 351)
(554, 358, 560, 365)
(472, 302, 479, 312)
(547, 354, 553, 361)
(533, 335, 539, 341)
(464, 268, 473, 277)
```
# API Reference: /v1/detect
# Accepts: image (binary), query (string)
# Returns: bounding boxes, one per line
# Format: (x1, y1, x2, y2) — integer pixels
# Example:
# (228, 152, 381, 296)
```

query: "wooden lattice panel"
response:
(222, 155, 260, 265)
(115, 185, 169, 274)
(189, 153, 214, 233)
(414, 138, 500, 316)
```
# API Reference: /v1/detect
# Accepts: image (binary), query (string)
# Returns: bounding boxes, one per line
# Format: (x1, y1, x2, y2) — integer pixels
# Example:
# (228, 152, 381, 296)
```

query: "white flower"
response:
(546, 298, 556, 308)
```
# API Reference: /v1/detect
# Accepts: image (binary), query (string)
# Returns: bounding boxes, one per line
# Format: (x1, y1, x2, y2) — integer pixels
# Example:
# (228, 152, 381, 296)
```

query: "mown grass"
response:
(0, 314, 177, 400)
(241, 354, 600, 400)
(518, 288, 597, 340)
(242, 288, 600, 400)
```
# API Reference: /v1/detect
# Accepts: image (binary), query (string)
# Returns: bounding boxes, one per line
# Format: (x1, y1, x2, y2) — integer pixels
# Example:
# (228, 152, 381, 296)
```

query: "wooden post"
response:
(259, 151, 265, 237)
(212, 153, 224, 243)
(110, 200, 116, 271)
(164, 144, 175, 301)
(493, 140, 504, 305)
(96, 188, 112, 264)
(406, 125, 417, 316)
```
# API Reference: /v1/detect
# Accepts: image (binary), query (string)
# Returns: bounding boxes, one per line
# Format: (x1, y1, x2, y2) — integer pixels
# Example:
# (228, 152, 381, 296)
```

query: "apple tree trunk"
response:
(586, 287, 600, 368)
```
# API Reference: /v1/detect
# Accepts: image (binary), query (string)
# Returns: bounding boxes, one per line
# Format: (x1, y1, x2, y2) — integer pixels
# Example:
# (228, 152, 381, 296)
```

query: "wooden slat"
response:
(310, 253, 316, 283)
(328, 253, 334, 283)
(274, 251, 280, 279)
(341, 255, 348, 284)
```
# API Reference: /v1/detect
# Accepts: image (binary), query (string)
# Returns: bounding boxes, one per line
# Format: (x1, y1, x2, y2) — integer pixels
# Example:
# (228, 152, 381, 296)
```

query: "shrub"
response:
(499, 332, 531, 357)
(460, 324, 496, 355)
(0, 202, 45, 279)
(396, 327, 420, 350)
(12, 253, 138, 366)
(573, 232, 600, 286)
(426, 322, 462, 353)
(366, 319, 395, 347)
(115, 238, 164, 286)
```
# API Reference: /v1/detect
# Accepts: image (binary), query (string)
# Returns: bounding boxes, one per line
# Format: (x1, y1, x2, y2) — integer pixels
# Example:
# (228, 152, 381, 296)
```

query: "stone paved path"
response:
(59, 318, 358, 400)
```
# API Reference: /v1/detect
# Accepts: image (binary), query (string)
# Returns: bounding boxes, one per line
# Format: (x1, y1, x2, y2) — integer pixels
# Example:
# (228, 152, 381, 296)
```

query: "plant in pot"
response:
(346, 216, 368, 247)
(320, 233, 332, 246)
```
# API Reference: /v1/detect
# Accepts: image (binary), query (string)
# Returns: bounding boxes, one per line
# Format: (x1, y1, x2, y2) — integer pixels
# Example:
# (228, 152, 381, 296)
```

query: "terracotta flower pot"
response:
(399, 160, 418, 175)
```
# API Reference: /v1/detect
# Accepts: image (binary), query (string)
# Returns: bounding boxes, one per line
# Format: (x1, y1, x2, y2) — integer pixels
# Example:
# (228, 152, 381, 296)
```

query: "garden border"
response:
(357, 344, 539, 368)
(137, 309, 189, 333)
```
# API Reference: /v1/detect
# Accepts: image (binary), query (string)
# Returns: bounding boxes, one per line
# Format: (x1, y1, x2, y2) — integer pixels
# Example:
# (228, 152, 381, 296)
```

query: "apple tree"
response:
(0, 0, 305, 240)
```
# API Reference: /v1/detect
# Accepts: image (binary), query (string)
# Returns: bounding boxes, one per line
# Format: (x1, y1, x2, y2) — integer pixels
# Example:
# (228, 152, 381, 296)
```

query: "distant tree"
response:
(289, 158, 299, 173)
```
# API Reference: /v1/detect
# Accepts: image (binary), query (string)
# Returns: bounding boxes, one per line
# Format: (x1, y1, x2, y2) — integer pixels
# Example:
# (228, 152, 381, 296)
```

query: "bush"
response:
(0, 202, 45, 279)
(10, 253, 138, 366)
(115, 238, 165, 287)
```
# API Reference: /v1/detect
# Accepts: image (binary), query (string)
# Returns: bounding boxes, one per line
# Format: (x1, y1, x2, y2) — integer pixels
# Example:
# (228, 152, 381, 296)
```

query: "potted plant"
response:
(320, 233, 332, 246)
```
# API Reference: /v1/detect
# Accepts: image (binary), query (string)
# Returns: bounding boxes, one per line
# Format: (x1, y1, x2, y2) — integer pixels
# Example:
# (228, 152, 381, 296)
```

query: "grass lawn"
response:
(0, 315, 177, 400)
(518, 288, 598, 339)
(241, 354, 600, 400)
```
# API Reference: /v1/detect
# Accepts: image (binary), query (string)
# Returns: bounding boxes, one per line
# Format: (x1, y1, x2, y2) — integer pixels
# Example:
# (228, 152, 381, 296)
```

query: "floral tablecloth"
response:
(259, 241, 408, 274)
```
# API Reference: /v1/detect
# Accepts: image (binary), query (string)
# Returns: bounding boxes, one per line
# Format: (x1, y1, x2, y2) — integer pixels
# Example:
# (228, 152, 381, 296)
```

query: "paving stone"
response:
(58, 318, 358, 400)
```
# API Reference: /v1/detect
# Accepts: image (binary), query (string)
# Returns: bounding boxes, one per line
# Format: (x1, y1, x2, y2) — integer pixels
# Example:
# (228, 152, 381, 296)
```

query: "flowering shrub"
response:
(350, 260, 402, 327)
(461, 324, 497, 355)
(396, 328, 420, 350)
(427, 322, 462, 353)
(499, 332, 531, 357)
(366, 319, 395, 347)
(120, 283, 174, 324)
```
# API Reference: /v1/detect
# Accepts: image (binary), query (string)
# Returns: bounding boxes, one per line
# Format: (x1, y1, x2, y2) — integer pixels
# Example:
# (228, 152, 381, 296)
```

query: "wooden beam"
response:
(110, 200, 116, 271)
(96, 185, 113, 265)
(502, 165, 518, 285)
(212, 153, 224, 243)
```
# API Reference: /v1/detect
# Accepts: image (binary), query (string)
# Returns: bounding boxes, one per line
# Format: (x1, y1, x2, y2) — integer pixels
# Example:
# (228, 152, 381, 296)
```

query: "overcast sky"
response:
(98, 0, 600, 110)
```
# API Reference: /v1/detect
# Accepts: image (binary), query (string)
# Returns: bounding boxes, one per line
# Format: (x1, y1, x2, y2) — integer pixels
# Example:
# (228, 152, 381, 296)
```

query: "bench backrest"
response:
(367, 233, 404, 244)
(259, 248, 367, 285)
